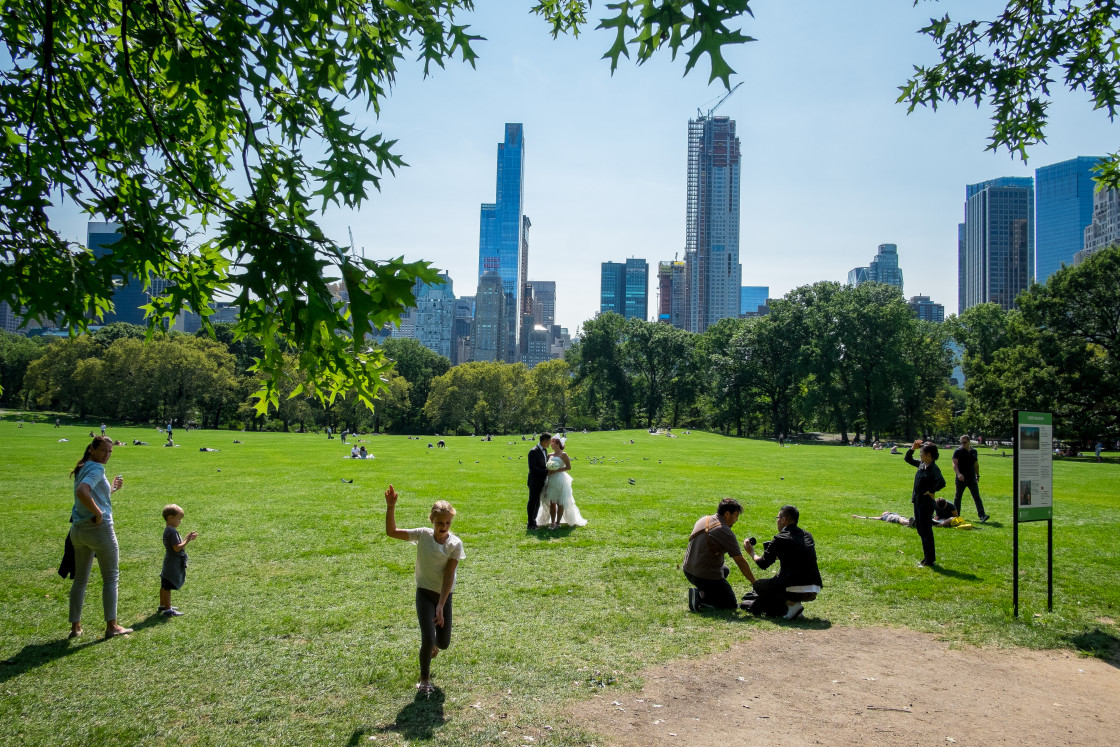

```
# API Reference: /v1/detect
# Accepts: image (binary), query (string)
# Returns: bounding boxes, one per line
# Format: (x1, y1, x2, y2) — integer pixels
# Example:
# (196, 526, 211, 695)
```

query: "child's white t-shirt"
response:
(406, 527, 466, 593)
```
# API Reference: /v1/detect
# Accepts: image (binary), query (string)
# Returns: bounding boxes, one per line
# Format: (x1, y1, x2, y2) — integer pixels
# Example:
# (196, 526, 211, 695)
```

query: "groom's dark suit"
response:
(527, 444, 549, 529)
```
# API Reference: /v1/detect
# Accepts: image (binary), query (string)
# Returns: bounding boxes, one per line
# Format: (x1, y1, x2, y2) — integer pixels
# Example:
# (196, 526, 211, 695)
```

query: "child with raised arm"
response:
(384, 484, 465, 693)
(158, 504, 198, 617)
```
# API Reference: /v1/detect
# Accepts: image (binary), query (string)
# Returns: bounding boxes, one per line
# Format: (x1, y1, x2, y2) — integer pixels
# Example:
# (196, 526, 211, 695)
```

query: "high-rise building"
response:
(685, 115, 742, 333)
(1078, 186, 1120, 265)
(452, 296, 474, 366)
(413, 274, 456, 361)
(600, 261, 625, 316)
(740, 285, 769, 316)
(88, 222, 146, 326)
(527, 281, 556, 327)
(961, 177, 1034, 311)
(957, 223, 966, 315)
(1035, 156, 1101, 282)
(0, 300, 21, 333)
(523, 325, 553, 369)
(623, 258, 649, 321)
(848, 244, 903, 291)
(471, 271, 506, 362)
(657, 260, 688, 328)
(601, 259, 648, 320)
(477, 124, 525, 362)
(908, 295, 945, 323)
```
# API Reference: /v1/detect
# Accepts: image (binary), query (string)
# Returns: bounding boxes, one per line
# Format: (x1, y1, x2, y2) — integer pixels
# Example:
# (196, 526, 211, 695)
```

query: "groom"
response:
(526, 432, 551, 530)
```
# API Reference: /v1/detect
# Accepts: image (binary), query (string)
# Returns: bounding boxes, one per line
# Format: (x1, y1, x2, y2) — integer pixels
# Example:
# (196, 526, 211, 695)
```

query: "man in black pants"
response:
(526, 432, 550, 530)
(952, 436, 989, 522)
(683, 498, 756, 611)
(743, 505, 823, 620)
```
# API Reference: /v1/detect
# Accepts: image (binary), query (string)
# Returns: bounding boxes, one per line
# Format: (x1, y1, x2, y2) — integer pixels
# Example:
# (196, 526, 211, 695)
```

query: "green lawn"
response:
(1, 422, 1117, 745)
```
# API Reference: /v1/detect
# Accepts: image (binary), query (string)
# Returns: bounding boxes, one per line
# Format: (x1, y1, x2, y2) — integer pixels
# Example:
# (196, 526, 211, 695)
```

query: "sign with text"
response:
(1015, 411, 1053, 522)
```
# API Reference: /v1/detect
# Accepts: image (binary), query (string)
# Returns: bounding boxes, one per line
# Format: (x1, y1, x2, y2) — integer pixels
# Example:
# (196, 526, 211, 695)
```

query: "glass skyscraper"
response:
(601, 259, 648, 320)
(1035, 156, 1100, 283)
(685, 115, 742, 333)
(961, 177, 1035, 312)
(739, 285, 769, 316)
(477, 124, 525, 362)
(847, 244, 903, 291)
(88, 221, 150, 326)
(600, 262, 625, 316)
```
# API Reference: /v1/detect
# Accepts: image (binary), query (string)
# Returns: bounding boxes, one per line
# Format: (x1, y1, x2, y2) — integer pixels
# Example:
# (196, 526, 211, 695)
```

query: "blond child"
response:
(384, 485, 465, 693)
(158, 504, 197, 616)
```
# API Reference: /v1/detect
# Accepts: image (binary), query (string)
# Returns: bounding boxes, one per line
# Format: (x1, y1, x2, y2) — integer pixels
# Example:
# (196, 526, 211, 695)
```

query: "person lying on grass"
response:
(384, 485, 465, 694)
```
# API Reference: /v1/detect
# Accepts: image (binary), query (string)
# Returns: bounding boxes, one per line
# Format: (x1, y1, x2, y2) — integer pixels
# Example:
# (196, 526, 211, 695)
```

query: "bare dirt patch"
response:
(575, 626, 1116, 746)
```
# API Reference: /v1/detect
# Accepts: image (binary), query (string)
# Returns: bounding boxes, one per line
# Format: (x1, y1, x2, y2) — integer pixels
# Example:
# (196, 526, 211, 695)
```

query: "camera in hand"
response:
(748, 537, 756, 546)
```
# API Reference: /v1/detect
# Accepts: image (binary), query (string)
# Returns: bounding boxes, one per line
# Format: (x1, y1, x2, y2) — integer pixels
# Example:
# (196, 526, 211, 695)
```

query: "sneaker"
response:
(784, 602, 804, 620)
(688, 587, 699, 612)
(979, 514, 990, 523)
(161, 608, 184, 617)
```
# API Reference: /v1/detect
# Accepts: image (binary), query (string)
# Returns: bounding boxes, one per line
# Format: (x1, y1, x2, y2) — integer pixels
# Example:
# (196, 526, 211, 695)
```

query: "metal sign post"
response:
(1012, 410, 1054, 617)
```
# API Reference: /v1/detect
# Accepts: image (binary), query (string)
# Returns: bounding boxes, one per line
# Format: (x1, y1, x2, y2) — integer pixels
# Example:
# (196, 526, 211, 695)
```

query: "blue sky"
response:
(44, 2, 1118, 335)
(335, 1, 1117, 333)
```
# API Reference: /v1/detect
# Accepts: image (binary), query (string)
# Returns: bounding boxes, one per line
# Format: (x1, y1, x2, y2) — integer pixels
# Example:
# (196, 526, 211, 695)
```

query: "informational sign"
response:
(1014, 411, 1053, 522)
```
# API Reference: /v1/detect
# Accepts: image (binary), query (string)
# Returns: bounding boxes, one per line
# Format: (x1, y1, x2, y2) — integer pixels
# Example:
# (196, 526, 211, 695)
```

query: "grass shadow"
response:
(929, 565, 982, 581)
(345, 688, 447, 744)
(0, 636, 97, 684)
(694, 608, 833, 630)
(1067, 628, 1120, 668)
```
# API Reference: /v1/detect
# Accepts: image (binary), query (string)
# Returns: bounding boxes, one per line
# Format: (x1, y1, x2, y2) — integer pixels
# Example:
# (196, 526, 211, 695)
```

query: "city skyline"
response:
(40, 2, 1119, 335)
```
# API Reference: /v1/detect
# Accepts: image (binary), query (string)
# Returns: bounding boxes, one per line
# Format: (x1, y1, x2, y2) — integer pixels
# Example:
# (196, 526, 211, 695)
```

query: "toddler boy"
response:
(158, 504, 197, 616)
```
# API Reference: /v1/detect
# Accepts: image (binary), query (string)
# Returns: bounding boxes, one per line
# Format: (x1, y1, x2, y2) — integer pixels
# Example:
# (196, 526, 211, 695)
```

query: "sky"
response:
(47, 1, 1120, 335)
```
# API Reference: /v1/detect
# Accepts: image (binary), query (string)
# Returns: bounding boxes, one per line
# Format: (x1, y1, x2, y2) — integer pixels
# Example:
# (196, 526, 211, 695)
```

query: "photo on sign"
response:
(1019, 480, 1033, 506)
(1020, 426, 1041, 450)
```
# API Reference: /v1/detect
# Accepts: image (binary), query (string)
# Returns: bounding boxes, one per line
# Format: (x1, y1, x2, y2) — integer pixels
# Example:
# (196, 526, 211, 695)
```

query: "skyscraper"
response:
(961, 177, 1035, 311)
(1035, 156, 1100, 282)
(600, 262, 625, 316)
(414, 274, 456, 361)
(685, 115, 742, 333)
(623, 258, 649, 321)
(957, 223, 966, 315)
(527, 280, 556, 327)
(452, 295, 474, 366)
(657, 260, 688, 328)
(847, 244, 903, 291)
(739, 286, 769, 316)
(471, 272, 506, 362)
(601, 260, 648, 320)
(88, 222, 147, 326)
(477, 124, 525, 362)
(1079, 186, 1120, 264)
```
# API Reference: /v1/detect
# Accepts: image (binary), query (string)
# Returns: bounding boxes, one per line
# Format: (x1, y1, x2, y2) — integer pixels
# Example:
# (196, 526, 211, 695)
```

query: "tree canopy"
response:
(0, 0, 756, 411)
(901, 1, 1120, 186)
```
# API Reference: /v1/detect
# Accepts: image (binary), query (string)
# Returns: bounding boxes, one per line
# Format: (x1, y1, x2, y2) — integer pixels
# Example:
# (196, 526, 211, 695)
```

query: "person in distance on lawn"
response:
(742, 504, 823, 620)
(526, 433, 550, 530)
(384, 485, 465, 694)
(952, 436, 989, 522)
(158, 504, 197, 617)
(683, 498, 755, 611)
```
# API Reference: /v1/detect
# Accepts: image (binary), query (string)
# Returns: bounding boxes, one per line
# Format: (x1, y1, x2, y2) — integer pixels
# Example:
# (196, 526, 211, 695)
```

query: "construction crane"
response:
(697, 81, 743, 120)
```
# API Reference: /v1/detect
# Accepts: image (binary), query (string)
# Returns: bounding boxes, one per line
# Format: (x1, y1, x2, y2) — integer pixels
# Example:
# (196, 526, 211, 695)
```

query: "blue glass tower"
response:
(623, 258, 649, 320)
(600, 262, 625, 316)
(88, 221, 148, 325)
(962, 177, 1034, 311)
(1035, 156, 1101, 283)
(477, 124, 525, 362)
(740, 286, 769, 315)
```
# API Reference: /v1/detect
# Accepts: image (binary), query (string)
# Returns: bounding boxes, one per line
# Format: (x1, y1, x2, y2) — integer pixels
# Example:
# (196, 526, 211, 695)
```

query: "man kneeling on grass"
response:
(742, 505, 822, 620)
(683, 498, 756, 611)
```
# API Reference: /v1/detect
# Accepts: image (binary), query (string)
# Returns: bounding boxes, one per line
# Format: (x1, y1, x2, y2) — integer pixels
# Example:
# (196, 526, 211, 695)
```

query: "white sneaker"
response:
(784, 602, 804, 620)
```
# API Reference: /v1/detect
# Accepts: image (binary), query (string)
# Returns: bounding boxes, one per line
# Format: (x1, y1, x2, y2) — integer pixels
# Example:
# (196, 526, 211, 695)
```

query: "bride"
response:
(535, 436, 587, 530)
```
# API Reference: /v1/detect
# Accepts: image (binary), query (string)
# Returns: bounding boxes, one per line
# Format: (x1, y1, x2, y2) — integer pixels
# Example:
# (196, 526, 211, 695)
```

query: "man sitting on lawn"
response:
(742, 504, 823, 620)
(683, 498, 756, 611)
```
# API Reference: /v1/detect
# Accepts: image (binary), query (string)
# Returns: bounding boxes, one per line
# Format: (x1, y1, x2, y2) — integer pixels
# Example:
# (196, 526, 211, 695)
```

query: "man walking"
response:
(526, 433, 550, 530)
(952, 436, 988, 522)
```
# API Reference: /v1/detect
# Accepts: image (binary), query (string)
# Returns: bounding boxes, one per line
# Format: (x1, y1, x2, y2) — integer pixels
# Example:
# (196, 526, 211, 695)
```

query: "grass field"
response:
(1, 420, 1117, 745)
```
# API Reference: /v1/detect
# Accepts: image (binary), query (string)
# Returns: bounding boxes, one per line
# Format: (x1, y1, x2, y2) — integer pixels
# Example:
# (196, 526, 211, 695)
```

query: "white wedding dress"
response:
(535, 455, 587, 527)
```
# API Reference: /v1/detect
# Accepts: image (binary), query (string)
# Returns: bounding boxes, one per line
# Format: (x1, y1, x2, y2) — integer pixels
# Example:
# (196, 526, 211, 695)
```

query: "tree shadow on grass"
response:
(929, 565, 982, 581)
(347, 688, 447, 744)
(0, 612, 169, 683)
(1067, 628, 1120, 669)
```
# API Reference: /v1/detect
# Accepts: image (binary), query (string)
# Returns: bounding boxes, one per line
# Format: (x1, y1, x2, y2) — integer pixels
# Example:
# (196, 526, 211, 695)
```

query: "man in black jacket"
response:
(526, 432, 551, 530)
(742, 505, 823, 620)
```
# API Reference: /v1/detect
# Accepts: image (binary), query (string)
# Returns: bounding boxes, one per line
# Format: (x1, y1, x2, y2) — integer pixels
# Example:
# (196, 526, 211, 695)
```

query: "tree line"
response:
(2, 247, 1115, 442)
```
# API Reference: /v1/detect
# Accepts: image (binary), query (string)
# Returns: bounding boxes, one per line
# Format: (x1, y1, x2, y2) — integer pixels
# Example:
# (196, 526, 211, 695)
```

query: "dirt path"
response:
(574, 626, 1116, 746)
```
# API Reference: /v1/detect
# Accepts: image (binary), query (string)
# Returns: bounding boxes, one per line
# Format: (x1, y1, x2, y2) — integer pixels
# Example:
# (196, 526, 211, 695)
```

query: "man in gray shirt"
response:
(683, 498, 756, 611)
